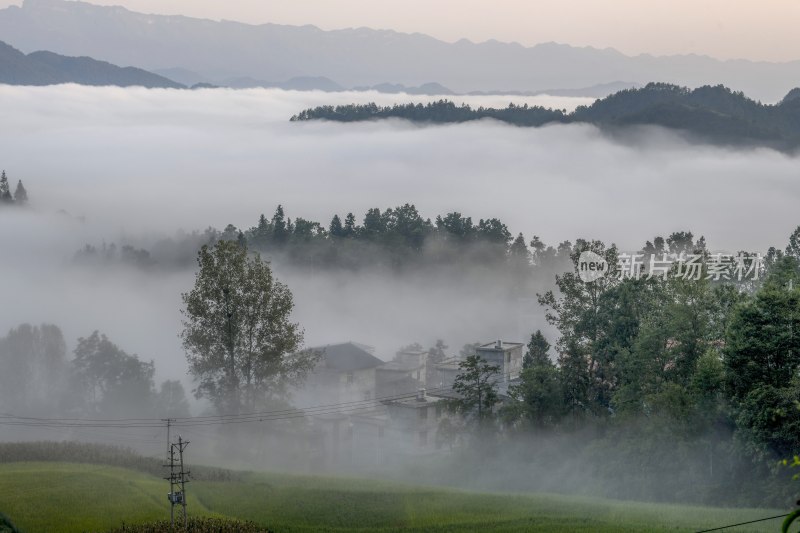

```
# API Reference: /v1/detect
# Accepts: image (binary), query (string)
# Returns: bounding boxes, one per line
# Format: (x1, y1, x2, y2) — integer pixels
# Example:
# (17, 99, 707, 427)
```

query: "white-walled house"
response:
(476, 340, 524, 381)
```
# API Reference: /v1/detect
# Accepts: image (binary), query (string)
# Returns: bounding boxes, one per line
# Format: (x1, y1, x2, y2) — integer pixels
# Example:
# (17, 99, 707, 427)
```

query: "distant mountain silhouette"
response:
(292, 83, 800, 151)
(0, 40, 183, 88)
(221, 75, 344, 92)
(353, 82, 456, 96)
(2, 0, 800, 102)
(467, 82, 640, 98)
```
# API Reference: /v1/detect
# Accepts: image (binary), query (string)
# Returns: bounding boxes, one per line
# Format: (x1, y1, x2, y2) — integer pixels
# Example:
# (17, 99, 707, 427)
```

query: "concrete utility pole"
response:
(162, 418, 174, 461)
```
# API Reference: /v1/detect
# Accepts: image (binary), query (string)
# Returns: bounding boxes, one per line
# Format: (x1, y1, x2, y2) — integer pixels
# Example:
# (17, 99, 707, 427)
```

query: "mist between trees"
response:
(2, 202, 800, 508)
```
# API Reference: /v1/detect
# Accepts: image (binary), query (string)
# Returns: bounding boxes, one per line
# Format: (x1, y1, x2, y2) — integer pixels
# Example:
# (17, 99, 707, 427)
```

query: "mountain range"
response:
(1, 0, 799, 102)
(0, 39, 182, 88)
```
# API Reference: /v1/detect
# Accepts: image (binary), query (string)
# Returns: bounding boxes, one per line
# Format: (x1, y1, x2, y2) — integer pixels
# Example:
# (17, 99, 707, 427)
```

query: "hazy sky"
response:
(2, 0, 799, 62)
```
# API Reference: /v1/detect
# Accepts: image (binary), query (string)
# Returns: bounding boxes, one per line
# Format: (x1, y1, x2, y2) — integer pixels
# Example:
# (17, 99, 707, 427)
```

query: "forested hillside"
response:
(292, 83, 800, 149)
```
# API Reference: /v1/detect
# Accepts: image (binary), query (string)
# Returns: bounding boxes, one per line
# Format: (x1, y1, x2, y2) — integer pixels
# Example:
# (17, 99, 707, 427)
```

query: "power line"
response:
(694, 512, 790, 532)
(0, 375, 514, 430)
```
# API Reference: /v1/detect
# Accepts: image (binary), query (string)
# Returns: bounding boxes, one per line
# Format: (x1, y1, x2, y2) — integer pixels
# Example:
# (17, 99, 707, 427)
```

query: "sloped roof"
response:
(315, 342, 385, 371)
(378, 359, 421, 372)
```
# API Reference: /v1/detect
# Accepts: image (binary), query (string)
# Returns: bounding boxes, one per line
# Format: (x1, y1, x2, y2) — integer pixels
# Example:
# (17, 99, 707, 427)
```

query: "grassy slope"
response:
(0, 463, 787, 533)
(0, 463, 216, 532)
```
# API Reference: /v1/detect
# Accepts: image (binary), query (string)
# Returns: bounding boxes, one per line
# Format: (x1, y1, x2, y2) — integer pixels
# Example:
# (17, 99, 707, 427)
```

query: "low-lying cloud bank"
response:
(0, 84, 798, 384)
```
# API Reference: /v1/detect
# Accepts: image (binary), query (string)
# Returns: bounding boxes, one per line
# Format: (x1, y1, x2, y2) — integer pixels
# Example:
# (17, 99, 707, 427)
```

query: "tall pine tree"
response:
(523, 330, 551, 369)
(329, 214, 344, 237)
(13, 180, 27, 205)
(0, 171, 11, 203)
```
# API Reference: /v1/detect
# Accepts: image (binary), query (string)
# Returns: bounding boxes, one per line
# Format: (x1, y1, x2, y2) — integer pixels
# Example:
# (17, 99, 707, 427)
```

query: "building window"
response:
(346, 372, 354, 385)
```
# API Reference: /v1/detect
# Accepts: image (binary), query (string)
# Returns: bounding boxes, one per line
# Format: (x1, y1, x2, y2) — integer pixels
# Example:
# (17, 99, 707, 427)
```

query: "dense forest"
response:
(74, 203, 576, 274)
(291, 83, 800, 149)
(437, 231, 800, 507)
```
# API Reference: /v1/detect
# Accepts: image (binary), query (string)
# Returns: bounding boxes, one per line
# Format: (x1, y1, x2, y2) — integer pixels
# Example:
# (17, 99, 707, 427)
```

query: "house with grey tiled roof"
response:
(301, 342, 385, 405)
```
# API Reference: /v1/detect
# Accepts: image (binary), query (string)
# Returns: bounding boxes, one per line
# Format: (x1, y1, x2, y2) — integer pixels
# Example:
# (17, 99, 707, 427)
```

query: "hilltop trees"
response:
(0, 171, 30, 206)
(0, 171, 11, 203)
(181, 239, 317, 414)
(291, 84, 800, 149)
(13, 180, 27, 204)
(234, 203, 538, 272)
(291, 99, 566, 127)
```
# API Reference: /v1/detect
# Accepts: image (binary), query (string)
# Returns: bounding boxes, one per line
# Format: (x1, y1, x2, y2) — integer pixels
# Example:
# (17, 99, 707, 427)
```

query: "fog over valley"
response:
(1, 83, 798, 386)
(4, 2, 800, 526)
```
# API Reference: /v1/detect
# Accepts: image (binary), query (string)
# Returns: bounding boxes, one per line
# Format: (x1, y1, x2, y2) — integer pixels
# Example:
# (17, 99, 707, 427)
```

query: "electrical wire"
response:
(0, 374, 515, 430)
(694, 512, 790, 532)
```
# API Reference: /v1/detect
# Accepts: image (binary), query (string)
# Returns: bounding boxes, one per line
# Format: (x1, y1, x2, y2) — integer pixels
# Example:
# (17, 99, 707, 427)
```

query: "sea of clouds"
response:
(0, 84, 798, 385)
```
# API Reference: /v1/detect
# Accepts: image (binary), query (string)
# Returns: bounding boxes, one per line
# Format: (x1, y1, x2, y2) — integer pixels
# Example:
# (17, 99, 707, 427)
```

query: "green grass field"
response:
(0, 462, 790, 533)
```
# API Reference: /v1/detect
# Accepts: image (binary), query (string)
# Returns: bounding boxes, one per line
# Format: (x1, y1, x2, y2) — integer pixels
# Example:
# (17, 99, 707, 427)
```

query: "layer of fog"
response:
(1, 83, 799, 390)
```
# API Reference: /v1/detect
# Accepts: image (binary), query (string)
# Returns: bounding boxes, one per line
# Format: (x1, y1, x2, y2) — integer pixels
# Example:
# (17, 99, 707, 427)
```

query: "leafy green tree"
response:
(735, 382, 800, 461)
(449, 355, 500, 425)
(459, 342, 480, 358)
(538, 240, 620, 414)
(72, 331, 155, 416)
(156, 380, 191, 418)
(787, 226, 800, 260)
(0, 323, 67, 413)
(436, 212, 475, 242)
(398, 342, 424, 352)
(361, 208, 384, 240)
(381, 204, 431, 250)
(506, 337, 563, 430)
(428, 339, 447, 364)
(510, 233, 529, 259)
(476, 218, 511, 246)
(723, 257, 800, 462)
(181, 240, 317, 413)
(292, 218, 324, 241)
(724, 257, 800, 402)
(426, 339, 448, 385)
